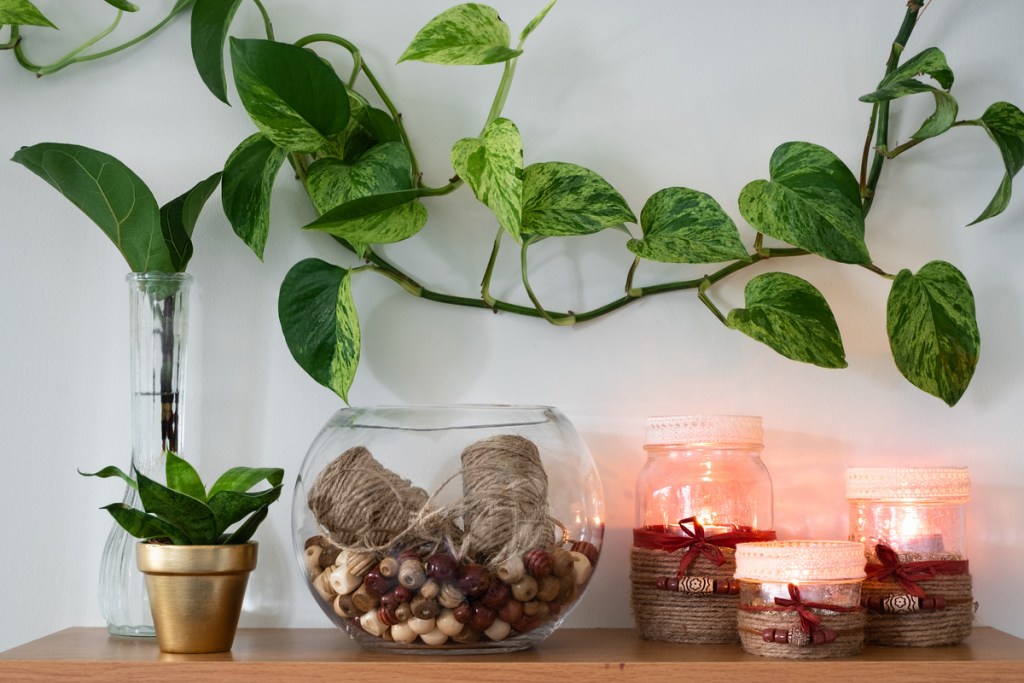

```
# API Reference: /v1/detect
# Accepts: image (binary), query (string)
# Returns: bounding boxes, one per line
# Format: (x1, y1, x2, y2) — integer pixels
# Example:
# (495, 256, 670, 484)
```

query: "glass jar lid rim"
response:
(845, 466, 970, 501)
(645, 415, 762, 446)
(735, 540, 866, 581)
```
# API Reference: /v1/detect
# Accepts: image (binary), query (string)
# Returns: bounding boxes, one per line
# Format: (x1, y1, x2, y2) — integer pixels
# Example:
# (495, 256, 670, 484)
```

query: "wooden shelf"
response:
(2, 627, 1023, 682)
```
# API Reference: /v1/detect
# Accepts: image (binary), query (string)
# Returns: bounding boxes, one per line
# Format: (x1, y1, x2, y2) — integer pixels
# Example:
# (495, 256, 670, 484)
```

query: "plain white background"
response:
(2, 0, 1023, 651)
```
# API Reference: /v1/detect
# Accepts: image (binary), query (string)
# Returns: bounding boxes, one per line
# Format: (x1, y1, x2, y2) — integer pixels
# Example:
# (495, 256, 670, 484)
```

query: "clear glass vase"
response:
(99, 272, 191, 637)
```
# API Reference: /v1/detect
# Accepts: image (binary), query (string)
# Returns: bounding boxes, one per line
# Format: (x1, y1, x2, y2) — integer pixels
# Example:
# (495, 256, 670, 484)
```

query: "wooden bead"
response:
(436, 609, 464, 637)
(810, 628, 837, 646)
(524, 548, 554, 578)
(497, 599, 524, 624)
(333, 593, 358, 619)
(363, 567, 394, 597)
(411, 595, 441, 620)
(395, 602, 413, 622)
(396, 549, 422, 565)
(341, 549, 376, 577)
(378, 556, 400, 578)
(304, 545, 324, 579)
(556, 574, 577, 603)
(523, 600, 549, 619)
(304, 535, 325, 550)
(511, 575, 538, 602)
(359, 609, 388, 637)
(511, 615, 542, 633)
(419, 578, 440, 600)
(862, 593, 947, 613)
(536, 575, 560, 602)
(453, 602, 472, 624)
(569, 551, 593, 586)
(481, 580, 512, 609)
(407, 616, 436, 635)
(714, 578, 740, 595)
(484, 618, 512, 642)
(425, 553, 459, 582)
(379, 586, 412, 610)
(320, 545, 341, 570)
(551, 549, 575, 578)
(457, 563, 492, 599)
(399, 559, 427, 590)
(312, 567, 337, 602)
(419, 628, 450, 646)
(496, 556, 525, 584)
(351, 584, 379, 613)
(439, 583, 466, 609)
(570, 540, 599, 566)
(469, 603, 497, 632)
(328, 564, 362, 596)
(377, 605, 400, 626)
(451, 626, 481, 644)
(389, 620, 417, 644)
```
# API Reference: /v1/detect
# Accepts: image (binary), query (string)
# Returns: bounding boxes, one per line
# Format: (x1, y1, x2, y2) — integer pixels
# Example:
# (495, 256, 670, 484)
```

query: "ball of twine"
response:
(459, 434, 556, 566)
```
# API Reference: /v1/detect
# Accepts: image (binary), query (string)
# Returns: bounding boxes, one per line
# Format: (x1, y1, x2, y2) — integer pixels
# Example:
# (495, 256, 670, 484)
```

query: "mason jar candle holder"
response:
(846, 466, 973, 646)
(631, 415, 775, 643)
(734, 541, 867, 659)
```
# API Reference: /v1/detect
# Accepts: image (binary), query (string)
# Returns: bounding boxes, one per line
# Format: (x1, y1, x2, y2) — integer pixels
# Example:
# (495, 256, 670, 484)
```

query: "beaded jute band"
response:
(862, 573, 974, 646)
(737, 608, 866, 659)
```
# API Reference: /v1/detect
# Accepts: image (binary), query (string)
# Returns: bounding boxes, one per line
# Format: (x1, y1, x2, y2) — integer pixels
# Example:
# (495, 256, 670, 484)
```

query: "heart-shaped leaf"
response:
(165, 451, 207, 502)
(279, 259, 360, 402)
(399, 3, 521, 65)
(160, 171, 221, 272)
(306, 142, 413, 214)
(319, 92, 403, 163)
(12, 143, 171, 272)
(452, 117, 523, 241)
(190, 0, 245, 103)
(860, 48, 958, 140)
(887, 261, 979, 406)
(628, 187, 748, 263)
(962, 102, 1024, 225)
(230, 38, 350, 152)
(521, 161, 635, 237)
(137, 472, 219, 544)
(101, 504, 190, 544)
(0, 0, 56, 27)
(739, 142, 868, 264)
(221, 133, 288, 259)
(304, 189, 428, 255)
(727, 272, 847, 368)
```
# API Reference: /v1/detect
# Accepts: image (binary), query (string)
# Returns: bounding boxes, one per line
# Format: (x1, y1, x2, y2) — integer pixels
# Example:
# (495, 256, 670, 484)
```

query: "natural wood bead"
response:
(389, 620, 417, 644)
(453, 602, 472, 624)
(570, 541, 599, 566)
(377, 605, 400, 627)
(378, 557, 400, 578)
(419, 579, 440, 600)
(359, 609, 387, 638)
(351, 584, 379, 613)
(319, 545, 341, 570)
(484, 619, 512, 642)
(411, 595, 440, 620)
(556, 574, 576, 603)
(304, 545, 323, 579)
(469, 604, 497, 632)
(304, 535, 325, 550)
(551, 549, 575, 578)
(536, 575, 561, 602)
(497, 599, 524, 624)
(333, 594, 358, 619)
(511, 575, 538, 602)
(396, 549, 422, 565)
(439, 583, 466, 609)
(524, 548, 554, 578)
(496, 556, 525, 584)
(399, 560, 427, 591)
(569, 551, 592, 586)
(328, 565, 362, 596)
(511, 615, 542, 633)
(457, 563, 492, 599)
(341, 549, 376, 578)
(481, 580, 511, 609)
(312, 568, 337, 602)
(862, 593, 947, 613)
(418, 628, 449, 646)
(395, 602, 413, 623)
(452, 626, 482, 644)
(407, 616, 436, 635)
(523, 600, 542, 617)
(425, 553, 459, 582)
(436, 609, 464, 637)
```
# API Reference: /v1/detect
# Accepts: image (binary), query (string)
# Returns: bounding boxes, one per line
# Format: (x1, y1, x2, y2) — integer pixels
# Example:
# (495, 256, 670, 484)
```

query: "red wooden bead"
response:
(457, 563, 492, 599)
(481, 579, 512, 609)
(524, 548, 554, 578)
(570, 540, 599, 566)
(810, 628, 837, 646)
(469, 603, 497, 632)
(377, 605, 400, 626)
(453, 601, 472, 624)
(425, 553, 459, 582)
(363, 567, 394, 597)
(304, 535, 325, 550)
(714, 578, 740, 595)
(380, 585, 412, 610)
(498, 599, 524, 624)
(922, 596, 946, 610)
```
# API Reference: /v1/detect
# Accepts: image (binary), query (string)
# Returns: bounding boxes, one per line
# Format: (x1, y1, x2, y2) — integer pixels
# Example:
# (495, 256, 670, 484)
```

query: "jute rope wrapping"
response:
(459, 434, 556, 567)
(631, 548, 739, 643)
(737, 609, 867, 659)
(862, 573, 974, 646)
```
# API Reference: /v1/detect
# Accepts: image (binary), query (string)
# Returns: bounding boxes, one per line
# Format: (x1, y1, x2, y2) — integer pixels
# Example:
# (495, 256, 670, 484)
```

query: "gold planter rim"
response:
(137, 541, 258, 575)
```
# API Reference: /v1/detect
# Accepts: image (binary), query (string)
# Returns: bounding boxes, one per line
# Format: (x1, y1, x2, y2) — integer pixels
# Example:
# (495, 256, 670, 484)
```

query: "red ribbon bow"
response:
(670, 517, 726, 575)
(865, 543, 936, 598)
(773, 583, 860, 634)
(633, 519, 777, 577)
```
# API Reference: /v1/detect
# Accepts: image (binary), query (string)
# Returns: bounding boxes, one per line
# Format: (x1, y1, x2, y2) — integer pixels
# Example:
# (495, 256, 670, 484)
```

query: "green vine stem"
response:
(481, 228, 504, 308)
(252, 0, 275, 41)
(698, 277, 728, 325)
(520, 236, 576, 325)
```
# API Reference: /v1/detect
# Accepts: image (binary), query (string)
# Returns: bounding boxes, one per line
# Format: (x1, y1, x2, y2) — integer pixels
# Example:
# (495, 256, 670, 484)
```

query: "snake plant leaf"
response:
(521, 161, 635, 237)
(165, 451, 207, 502)
(399, 3, 521, 65)
(279, 259, 360, 402)
(137, 471, 219, 544)
(306, 142, 414, 214)
(102, 0, 139, 11)
(208, 485, 283, 534)
(230, 37, 350, 153)
(160, 171, 221, 272)
(452, 117, 523, 241)
(304, 189, 428, 256)
(738, 142, 868, 264)
(727, 272, 847, 369)
(860, 48, 958, 140)
(628, 187, 748, 263)
(190, 0, 244, 103)
(207, 466, 285, 498)
(962, 102, 1024, 225)
(221, 133, 287, 259)
(101, 504, 190, 545)
(0, 0, 56, 27)
(12, 143, 172, 272)
(78, 466, 137, 491)
(221, 505, 269, 544)
(519, 0, 557, 43)
(887, 261, 979, 406)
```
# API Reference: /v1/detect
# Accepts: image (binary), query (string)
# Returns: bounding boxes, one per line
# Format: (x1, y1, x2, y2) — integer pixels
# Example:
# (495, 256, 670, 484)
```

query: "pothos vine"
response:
(7, 0, 1024, 406)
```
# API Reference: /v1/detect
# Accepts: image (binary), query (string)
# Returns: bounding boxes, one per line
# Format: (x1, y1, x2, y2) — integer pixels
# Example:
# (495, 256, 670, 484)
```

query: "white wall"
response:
(3, 0, 1023, 651)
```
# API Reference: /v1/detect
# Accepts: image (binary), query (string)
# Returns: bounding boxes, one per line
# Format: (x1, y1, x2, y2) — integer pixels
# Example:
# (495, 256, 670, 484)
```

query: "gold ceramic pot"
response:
(136, 542, 258, 654)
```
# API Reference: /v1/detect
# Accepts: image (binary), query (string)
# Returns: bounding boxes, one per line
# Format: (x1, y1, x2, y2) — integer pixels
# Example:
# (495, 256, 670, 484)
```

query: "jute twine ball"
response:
(459, 434, 555, 566)
(308, 446, 429, 548)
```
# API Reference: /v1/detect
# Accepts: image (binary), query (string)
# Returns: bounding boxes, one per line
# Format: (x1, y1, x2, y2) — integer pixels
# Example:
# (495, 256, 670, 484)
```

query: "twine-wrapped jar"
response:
(846, 466, 973, 646)
(735, 541, 867, 658)
(630, 415, 775, 643)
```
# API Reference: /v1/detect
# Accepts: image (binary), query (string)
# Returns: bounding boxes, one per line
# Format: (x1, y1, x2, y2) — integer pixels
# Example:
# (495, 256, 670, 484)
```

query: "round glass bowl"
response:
(292, 405, 605, 653)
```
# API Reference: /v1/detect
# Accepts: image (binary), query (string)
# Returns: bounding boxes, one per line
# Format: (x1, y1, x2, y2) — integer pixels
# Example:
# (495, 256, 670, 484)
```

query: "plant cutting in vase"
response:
(81, 451, 285, 653)
(7, 1, 1024, 407)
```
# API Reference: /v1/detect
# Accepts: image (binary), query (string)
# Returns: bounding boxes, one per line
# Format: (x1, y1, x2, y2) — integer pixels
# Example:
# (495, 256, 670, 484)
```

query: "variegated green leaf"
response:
(887, 261, 979, 406)
(103, 0, 139, 12)
(399, 3, 521, 65)
(738, 142, 868, 264)
(860, 48, 957, 140)
(318, 91, 403, 163)
(0, 0, 56, 27)
(727, 272, 847, 369)
(306, 142, 413, 214)
(304, 190, 428, 256)
(190, 0, 245, 103)
(963, 102, 1024, 225)
(628, 187, 748, 263)
(278, 259, 360, 403)
(230, 38, 349, 152)
(452, 117, 523, 241)
(521, 161, 634, 237)
(160, 171, 222, 272)
(519, 0, 557, 43)
(878, 47, 954, 91)
(221, 133, 287, 259)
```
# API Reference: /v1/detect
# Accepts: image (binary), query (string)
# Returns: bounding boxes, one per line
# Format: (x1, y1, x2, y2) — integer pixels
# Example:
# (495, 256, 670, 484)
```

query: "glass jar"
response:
(631, 415, 775, 643)
(735, 541, 867, 658)
(292, 405, 604, 653)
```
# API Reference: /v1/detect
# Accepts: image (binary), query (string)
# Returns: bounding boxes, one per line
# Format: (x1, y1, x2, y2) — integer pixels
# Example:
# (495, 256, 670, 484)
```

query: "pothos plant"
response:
(7, 1, 1024, 407)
